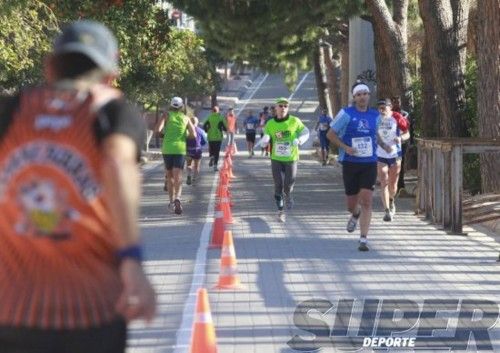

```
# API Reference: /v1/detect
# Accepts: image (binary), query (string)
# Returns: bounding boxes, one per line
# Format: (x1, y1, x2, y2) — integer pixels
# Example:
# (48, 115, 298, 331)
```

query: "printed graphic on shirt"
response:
(15, 178, 79, 240)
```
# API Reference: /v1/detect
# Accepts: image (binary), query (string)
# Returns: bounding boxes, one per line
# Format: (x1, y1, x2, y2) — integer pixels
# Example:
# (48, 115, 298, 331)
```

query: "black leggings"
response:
(208, 141, 222, 166)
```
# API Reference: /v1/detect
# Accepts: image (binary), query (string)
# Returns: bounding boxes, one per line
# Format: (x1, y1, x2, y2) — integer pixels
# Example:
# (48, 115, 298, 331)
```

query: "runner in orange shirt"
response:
(0, 20, 156, 353)
(225, 107, 237, 151)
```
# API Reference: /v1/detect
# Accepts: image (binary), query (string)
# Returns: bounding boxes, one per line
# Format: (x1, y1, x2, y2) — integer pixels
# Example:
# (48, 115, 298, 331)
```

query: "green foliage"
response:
(171, 0, 364, 90)
(0, 0, 59, 92)
(463, 56, 480, 194)
(1, 0, 217, 107)
(411, 54, 481, 193)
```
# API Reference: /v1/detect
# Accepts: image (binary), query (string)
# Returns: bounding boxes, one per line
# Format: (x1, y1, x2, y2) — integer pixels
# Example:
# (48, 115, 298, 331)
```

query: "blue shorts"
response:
(162, 154, 185, 170)
(319, 131, 330, 150)
(377, 157, 400, 168)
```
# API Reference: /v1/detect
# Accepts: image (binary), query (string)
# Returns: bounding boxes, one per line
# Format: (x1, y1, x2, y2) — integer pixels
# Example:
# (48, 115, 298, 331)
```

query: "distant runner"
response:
(376, 98, 410, 221)
(256, 97, 310, 222)
(203, 106, 227, 171)
(243, 110, 259, 157)
(225, 107, 237, 152)
(186, 116, 207, 186)
(327, 82, 380, 251)
(315, 108, 334, 166)
(156, 97, 196, 214)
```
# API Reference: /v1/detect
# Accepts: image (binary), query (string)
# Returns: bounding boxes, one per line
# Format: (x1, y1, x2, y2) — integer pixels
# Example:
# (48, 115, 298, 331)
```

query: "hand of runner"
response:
(116, 259, 157, 323)
(393, 136, 401, 145)
(292, 138, 299, 146)
(345, 146, 357, 156)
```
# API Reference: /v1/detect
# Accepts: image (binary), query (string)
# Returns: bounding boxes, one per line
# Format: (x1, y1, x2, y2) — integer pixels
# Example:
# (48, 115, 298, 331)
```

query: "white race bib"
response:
(379, 120, 397, 146)
(246, 123, 255, 130)
(352, 137, 373, 157)
(275, 142, 292, 157)
(320, 123, 329, 131)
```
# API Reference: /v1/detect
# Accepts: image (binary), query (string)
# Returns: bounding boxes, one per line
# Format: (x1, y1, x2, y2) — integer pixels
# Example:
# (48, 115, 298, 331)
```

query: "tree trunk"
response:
(419, 0, 471, 137)
(371, 17, 394, 98)
(340, 40, 350, 107)
(365, 0, 412, 110)
(313, 46, 329, 113)
(322, 45, 341, 115)
(477, 0, 500, 192)
(420, 36, 439, 137)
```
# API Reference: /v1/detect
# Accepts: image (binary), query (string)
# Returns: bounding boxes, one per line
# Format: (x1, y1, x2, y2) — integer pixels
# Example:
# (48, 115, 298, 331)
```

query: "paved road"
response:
(129, 74, 500, 353)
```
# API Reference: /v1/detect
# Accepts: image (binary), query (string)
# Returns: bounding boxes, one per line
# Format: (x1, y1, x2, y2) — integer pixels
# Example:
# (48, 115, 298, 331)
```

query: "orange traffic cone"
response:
(209, 210, 225, 249)
(219, 196, 233, 224)
(190, 288, 218, 353)
(215, 231, 241, 289)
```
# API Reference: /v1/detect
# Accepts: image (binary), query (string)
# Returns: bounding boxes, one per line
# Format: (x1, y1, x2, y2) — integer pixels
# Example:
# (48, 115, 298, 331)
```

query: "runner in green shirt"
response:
(256, 97, 310, 222)
(203, 106, 227, 171)
(155, 97, 196, 215)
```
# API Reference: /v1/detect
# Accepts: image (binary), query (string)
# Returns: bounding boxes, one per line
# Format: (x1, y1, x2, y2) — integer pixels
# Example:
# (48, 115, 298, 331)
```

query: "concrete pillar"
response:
(348, 17, 377, 104)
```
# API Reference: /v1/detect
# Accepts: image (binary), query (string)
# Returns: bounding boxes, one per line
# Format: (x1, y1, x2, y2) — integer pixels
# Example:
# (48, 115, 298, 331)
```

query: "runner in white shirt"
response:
(376, 98, 410, 221)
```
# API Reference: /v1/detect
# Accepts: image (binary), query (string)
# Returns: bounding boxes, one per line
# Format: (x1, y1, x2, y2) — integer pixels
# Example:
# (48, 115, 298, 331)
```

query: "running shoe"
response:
(174, 199, 183, 215)
(168, 201, 174, 213)
(213, 165, 218, 172)
(389, 198, 396, 215)
(383, 209, 392, 222)
(346, 212, 360, 233)
(358, 241, 369, 252)
(186, 175, 192, 185)
(322, 160, 327, 166)
(275, 195, 284, 210)
(278, 211, 286, 223)
(209, 157, 214, 167)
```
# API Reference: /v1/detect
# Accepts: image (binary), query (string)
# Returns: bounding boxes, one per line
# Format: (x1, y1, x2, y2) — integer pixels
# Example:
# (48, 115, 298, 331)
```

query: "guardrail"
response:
(416, 138, 500, 234)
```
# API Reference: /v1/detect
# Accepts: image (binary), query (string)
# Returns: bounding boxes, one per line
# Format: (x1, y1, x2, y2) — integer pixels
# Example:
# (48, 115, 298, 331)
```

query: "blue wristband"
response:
(116, 245, 143, 262)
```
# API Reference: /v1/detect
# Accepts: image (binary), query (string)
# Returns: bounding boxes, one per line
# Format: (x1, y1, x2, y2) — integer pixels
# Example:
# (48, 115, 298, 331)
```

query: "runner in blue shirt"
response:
(315, 108, 334, 166)
(327, 82, 380, 252)
(243, 110, 259, 157)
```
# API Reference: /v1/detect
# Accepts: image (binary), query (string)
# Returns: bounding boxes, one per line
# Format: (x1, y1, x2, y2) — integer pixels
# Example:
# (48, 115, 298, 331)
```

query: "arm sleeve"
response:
(94, 99, 146, 161)
(330, 109, 350, 136)
(203, 120, 210, 132)
(393, 112, 409, 132)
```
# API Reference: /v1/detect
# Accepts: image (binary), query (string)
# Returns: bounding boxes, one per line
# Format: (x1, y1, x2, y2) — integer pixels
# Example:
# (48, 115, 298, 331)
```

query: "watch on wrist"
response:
(116, 245, 143, 263)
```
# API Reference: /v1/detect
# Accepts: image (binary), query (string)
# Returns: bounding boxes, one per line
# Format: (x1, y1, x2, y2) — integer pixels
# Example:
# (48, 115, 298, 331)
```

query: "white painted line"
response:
(235, 73, 269, 118)
(288, 71, 312, 101)
(171, 173, 219, 353)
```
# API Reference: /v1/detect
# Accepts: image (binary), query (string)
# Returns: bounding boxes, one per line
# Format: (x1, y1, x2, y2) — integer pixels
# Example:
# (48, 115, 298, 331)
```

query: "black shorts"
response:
(162, 154, 185, 170)
(245, 132, 256, 143)
(342, 162, 378, 195)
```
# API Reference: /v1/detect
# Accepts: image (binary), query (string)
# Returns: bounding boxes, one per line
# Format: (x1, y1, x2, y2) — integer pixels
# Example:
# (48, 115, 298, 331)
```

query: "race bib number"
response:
(275, 142, 292, 157)
(320, 123, 329, 131)
(246, 123, 255, 129)
(352, 137, 373, 157)
(379, 121, 397, 145)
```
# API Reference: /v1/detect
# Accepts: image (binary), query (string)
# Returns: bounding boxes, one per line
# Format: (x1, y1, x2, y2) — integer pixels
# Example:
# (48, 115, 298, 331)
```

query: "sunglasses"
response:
(278, 104, 288, 108)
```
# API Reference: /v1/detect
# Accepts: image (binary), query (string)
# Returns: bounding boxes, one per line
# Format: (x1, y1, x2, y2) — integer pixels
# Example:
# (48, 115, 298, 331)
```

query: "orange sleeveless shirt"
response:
(0, 86, 123, 329)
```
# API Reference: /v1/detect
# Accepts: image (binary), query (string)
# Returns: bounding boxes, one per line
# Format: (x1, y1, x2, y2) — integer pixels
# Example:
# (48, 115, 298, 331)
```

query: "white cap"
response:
(171, 97, 183, 108)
